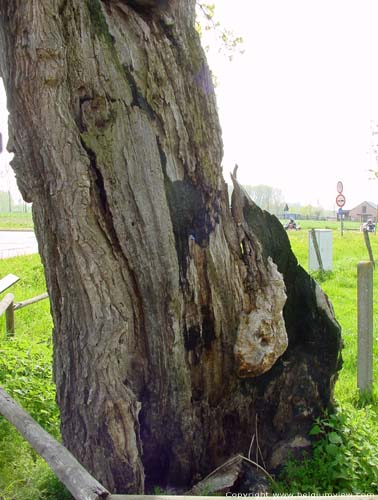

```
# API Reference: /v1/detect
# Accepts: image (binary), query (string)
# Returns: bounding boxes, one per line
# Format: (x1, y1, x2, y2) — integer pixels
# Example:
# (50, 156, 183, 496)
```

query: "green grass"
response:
(272, 226, 378, 494)
(0, 254, 70, 500)
(1, 222, 378, 496)
(286, 227, 378, 404)
(0, 212, 34, 230)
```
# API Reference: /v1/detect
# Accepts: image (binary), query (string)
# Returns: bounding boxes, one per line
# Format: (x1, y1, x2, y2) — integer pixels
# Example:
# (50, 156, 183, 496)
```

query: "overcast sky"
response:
(206, 0, 378, 210)
(2, 1, 378, 210)
(0, 80, 16, 196)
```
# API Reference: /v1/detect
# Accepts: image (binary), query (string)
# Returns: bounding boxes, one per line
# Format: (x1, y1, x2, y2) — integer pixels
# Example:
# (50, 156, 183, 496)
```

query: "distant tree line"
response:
(0, 190, 31, 213)
(227, 183, 332, 219)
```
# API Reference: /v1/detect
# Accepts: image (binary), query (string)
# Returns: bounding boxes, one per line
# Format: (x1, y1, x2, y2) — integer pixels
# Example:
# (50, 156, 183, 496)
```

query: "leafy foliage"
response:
(0, 336, 58, 435)
(243, 184, 284, 214)
(274, 407, 378, 494)
(369, 121, 378, 180)
(196, 2, 244, 60)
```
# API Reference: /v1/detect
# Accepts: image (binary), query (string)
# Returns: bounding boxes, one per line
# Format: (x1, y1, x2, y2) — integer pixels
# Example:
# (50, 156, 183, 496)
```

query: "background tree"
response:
(0, 0, 341, 494)
(0, 190, 12, 211)
(244, 184, 285, 215)
(369, 121, 378, 181)
(195, 2, 244, 60)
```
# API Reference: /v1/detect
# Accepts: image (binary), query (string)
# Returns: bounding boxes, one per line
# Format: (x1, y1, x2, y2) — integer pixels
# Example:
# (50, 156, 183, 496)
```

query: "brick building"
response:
(348, 201, 377, 222)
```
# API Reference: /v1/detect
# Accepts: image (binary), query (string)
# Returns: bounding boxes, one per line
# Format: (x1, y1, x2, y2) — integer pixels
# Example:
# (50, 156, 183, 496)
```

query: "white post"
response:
(357, 261, 373, 394)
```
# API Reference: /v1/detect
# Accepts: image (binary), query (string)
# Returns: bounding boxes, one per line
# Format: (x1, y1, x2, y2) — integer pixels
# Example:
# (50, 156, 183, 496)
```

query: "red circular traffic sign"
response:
(337, 181, 343, 193)
(336, 194, 346, 207)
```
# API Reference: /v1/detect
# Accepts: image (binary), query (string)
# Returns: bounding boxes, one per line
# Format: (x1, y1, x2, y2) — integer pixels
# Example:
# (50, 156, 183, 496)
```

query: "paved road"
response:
(0, 231, 39, 259)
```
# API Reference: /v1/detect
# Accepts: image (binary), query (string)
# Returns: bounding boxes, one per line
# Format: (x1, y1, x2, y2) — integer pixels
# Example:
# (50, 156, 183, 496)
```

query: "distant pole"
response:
(336, 181, 345, 236)
(357, 261, 373, 395)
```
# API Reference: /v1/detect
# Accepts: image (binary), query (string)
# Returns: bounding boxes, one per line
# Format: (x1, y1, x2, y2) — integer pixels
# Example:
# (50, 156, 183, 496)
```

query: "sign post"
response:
(336, 182, 345, 236)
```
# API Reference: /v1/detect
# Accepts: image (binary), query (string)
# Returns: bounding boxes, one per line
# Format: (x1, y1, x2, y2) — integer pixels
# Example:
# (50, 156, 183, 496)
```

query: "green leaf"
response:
(328, 431, 343, 444)
(325, 443, 340, 456)
(309, 424, 322, 435)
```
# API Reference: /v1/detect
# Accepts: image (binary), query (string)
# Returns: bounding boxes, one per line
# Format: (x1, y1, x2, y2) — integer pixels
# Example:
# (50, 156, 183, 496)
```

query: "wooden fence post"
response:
(0, 293, 15, 336)
(357, 261, 373, 395)
(310, 229, 324, 274)
(363, 229, 375, 268)
(5, 299, 14, 336)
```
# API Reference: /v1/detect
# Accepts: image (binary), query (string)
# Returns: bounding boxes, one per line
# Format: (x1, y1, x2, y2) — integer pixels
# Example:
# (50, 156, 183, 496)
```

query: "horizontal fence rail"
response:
(0, 387, 110, 500)
(14, 291, 49, 310)
(0, 273, 19, 294)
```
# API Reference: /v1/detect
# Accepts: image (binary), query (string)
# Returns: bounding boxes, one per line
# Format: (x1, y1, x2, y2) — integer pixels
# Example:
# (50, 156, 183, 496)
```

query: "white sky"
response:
(206, 0, 378, 210)
(2, 1, 378, 210)
(0, 80, 15, 194)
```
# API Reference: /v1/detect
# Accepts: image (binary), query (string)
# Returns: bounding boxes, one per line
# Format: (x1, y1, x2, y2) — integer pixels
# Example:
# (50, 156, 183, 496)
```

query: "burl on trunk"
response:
(0, 0, 342, 493)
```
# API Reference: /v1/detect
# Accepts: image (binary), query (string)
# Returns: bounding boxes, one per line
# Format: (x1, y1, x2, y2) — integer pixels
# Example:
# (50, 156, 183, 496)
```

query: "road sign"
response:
(337, 181, 343, 193)
(336, 194, 346, 207)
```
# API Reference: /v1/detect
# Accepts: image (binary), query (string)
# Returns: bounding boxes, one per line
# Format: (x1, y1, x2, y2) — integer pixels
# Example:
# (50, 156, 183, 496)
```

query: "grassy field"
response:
(274, 225, 378, 494)
(1, 222, 378, 496)
(0, 254, 70, 500)
(0, 212, 34, 230)
(286, 225, 378, 403)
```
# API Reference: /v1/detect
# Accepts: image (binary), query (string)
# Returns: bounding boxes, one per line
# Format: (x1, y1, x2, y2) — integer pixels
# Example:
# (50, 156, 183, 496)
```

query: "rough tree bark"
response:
(0, 0, 342, 494)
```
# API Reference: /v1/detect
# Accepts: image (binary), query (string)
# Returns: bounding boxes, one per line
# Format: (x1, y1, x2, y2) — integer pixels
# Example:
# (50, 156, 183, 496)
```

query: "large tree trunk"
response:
(0, 0, 342, 494)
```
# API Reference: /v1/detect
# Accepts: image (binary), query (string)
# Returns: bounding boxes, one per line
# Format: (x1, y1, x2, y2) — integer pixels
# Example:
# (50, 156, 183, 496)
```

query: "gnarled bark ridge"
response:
(0, 0, 342, 493)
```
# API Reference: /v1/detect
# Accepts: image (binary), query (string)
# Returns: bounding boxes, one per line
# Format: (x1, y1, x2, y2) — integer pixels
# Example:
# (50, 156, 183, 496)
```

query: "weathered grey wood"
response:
(14, 292, 49, 310)
(310, 228, 325, 273)
(363, 230, 375, 267)
(0, 274, 19, 294)
(5, 297, 14, 335)
(357, 261, 373, 394)
(0, 293, 14, 317)
(0, 386, 110, 500)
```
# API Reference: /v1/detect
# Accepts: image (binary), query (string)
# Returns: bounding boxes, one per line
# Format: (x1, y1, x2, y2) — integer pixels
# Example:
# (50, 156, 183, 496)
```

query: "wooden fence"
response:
(0, 273, 48, 335)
